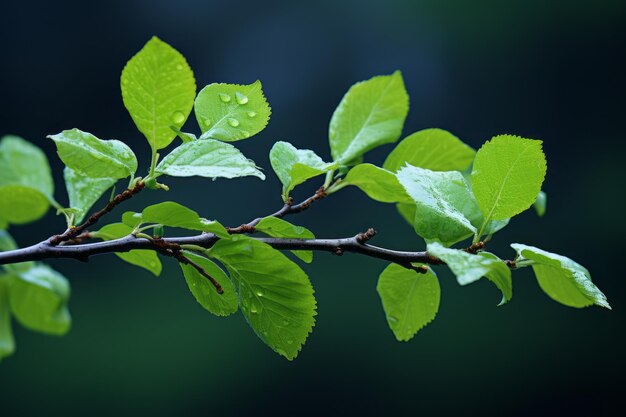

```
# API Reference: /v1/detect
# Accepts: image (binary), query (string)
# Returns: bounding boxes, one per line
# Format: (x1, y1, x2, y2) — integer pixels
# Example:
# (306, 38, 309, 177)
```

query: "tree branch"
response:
(0, 229, 443, 270)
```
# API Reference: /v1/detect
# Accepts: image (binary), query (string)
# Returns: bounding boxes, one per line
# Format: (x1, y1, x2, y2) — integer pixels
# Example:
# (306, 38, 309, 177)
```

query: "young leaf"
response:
(471, 135, 547, 223)
(171, 128, 197, 143)
(121, 36, 196, 150)
(0, 136, 55, 225)
(48, 129, 137, 179)
(209, 236, 316, 360)
(329, 71, 409, 164)
(396, 165, 478, 246)
(179, 252, 238, 316)
(336, 163, 410, 203)
(9, 264, 71, 335)
(376, 264, 440, 341)
(511, 244, 610, 309)
(383, 129, 476, 173)
(0, 185, 50, 225)
(155, 139, 265, 180)
(121, 211, 143, 228)
(534, 191, 547, 217)
(255, 217, 315, 263)
(139, 202, 229, 236)
(195, 81, 271, 142)
(64, 167, 117, 223)
(0, 135, 54, 197)
(94, 223, 162, 276)
(427, 242, 512, 305)
(0, 280, 15, 361)
(269, 141, 335, 201)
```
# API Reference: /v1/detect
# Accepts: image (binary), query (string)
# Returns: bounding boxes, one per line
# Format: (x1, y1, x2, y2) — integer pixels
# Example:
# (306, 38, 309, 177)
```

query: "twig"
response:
(50, 181, 145, 245)
(151, 238, 224, 294)
(227, 186, 327, 234)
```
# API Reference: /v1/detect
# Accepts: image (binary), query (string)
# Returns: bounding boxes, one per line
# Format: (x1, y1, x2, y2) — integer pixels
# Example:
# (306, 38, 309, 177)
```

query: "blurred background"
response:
(1, 0, 624, 415)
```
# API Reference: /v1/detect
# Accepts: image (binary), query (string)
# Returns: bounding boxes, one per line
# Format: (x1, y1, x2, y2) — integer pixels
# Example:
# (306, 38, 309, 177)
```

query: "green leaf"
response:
(329, 71, 409, 164)
(269, 141, 335, 201)
(0, 136, 54, 225)
(0, 135, 54, 197)
(0, 185, 50, 225)
(195, 81, 271, 142)
(95, 223, 162, 276)
(376, 264, 440, 341)
(64, 167, 117, 223)
(171, 128, 197, 143)
(48, 129, 137, 179)
(155, 139, 265, 180)
(337, 163, 410, 203)
(471, 135, 547, 223)
(10, 264, 71, 335)
(383, 129, 476, 173)
(255, 217, 315, 263)
(0, 279, 15, 361)
(121, 36, 196, 150)
(511, 244, 609, 309)
(179, 252, 238, 316)
(0, 230, 34, 274)
(427, 242, 512, 305)
(209, 236, 316, 360)
(534, 191, 547, 217)
(121, 211, 143, 228)
(395, 204, 416, 229)
(139, 201, 229, 236)
(396, 165, 477, 246)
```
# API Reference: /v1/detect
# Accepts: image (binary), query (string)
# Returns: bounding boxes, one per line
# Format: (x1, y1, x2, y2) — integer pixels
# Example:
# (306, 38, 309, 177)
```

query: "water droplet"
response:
(286, 340, 293, 345)
(227, 118, 240, 127)
(255, 290, 264, 297)
(203, 118, 211, 127)
(250, 302, 262, 314)
(219, 93, 231, 103)
(235, 92, 249, 105)
(176, 64, 183, 70)
(241, 130, 250, 138)
(247, 111, 257, 118)
(387, 315, 399, 324)
(171, 111, 185, 124)
(262, 331, 268, 336)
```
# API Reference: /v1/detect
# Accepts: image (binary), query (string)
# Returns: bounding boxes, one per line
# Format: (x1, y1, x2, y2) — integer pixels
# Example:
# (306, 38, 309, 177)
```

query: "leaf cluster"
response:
(0, 37, 609, 362)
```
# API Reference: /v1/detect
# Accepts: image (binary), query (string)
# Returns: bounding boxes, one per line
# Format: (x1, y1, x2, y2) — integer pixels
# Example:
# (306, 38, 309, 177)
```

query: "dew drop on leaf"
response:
(227, 118, 240, 127)
(247, 111, 257, 118)
(236, 92, 249, 105)
(203, 118, 212, 127)
(171, 111, 185, 124)
(219, 93, 232, 103)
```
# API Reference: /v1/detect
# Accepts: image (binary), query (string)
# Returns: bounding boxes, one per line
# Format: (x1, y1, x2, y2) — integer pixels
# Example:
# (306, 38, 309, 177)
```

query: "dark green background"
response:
(1, 1, 624, 415)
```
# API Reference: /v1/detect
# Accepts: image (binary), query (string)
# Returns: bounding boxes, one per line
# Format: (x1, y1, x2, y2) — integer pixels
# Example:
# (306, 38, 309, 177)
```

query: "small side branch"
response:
(227, 187, 327, 234)
(50, 181, 145, 245)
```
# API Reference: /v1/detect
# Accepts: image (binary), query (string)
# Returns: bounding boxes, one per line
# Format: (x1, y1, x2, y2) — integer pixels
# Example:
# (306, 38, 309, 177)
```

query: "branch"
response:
(49, 181, 145, 245)
(0, 228, 442, 270)
(227, 186, 327, 234)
